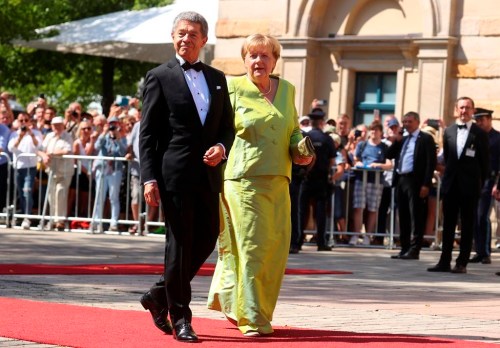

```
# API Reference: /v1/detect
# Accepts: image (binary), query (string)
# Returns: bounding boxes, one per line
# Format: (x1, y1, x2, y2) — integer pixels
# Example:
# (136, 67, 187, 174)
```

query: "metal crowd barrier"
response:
(11, 153, 165, 235)
(0, 152, 12, 227)
(306, 167, 444, 250)
(7, 151, 449, 248)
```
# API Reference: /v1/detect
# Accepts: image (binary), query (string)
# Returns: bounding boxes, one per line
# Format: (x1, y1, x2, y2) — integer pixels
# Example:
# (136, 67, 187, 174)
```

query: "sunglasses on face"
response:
(81, 127, 92, 131)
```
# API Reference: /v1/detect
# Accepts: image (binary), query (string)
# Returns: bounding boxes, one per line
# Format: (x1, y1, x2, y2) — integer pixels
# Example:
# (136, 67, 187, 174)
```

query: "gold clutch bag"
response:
(297, 136, 315, 157)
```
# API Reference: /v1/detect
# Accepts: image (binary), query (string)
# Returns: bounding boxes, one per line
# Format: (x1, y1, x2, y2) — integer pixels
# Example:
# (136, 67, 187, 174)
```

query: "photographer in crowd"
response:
(64, 102, 82, 140)
(7, 112, 43, 229)
(90, 116, 127, 233)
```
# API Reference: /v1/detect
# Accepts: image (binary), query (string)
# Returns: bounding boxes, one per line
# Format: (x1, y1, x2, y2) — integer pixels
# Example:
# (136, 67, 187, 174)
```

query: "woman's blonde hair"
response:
(241, 34, 281, 61)
(76, 119, 92, 139)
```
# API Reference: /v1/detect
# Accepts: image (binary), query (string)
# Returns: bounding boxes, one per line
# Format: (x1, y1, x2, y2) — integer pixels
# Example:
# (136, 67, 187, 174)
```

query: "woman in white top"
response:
(67, 120, 97, 222)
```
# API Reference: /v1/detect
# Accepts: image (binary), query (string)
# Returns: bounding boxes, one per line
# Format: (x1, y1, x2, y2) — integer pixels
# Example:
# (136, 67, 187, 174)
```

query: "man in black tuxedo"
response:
(139, 11, 234, 342)
(428, 97, 490, 274)
(387, 112, 436, 260)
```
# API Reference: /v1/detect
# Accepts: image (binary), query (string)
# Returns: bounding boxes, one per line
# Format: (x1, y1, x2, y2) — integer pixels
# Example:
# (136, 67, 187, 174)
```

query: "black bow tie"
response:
(182, 61, 203, 72)
(457, 124, 467, 130)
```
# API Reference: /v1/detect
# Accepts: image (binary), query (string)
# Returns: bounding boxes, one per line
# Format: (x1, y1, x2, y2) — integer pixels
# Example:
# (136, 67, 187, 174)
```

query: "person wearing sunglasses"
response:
(8, 112, 43, 229)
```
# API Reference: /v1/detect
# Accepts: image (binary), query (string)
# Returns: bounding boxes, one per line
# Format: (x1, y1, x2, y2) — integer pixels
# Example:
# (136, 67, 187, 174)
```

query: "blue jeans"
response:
(93, 168, 122, 227)
(15, 167, 37, 215)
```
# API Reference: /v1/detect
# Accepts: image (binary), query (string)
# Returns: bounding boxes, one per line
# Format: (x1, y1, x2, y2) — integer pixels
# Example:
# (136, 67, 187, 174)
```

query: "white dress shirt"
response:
(8, 129, 43, 169)
(456, 120, 473, 158)
(177, 55, 210, 125)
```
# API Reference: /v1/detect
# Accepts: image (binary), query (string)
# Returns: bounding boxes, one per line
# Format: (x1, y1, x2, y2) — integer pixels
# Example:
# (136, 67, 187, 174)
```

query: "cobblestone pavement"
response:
(0, 228, 499, 346)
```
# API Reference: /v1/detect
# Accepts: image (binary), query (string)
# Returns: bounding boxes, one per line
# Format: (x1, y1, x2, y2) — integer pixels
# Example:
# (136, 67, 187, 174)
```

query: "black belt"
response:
(398, 172, 413, 177)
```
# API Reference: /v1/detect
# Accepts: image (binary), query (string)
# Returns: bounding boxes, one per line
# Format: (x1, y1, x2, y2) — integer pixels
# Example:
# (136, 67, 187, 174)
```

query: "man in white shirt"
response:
(7, 112, 43, 229)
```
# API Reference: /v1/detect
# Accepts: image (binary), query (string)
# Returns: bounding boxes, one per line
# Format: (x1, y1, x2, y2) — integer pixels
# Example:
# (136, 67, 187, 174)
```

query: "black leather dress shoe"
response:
(469, 254, 483, 263)
(391, 252, 405, 259)
(317, 245, 332, 251)
(289, 247, 299, 254)
(174, 322, 198, 342)
(427, 264, 451, 272)
(400, 249, 419, 260)
(451, 265, 467, 274)
(140, 292, 173, 335)
(481, 256, 492, 264)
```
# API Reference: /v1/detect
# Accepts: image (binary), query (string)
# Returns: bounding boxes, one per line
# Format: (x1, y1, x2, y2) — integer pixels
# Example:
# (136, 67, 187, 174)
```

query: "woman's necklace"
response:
(247, 75, 272, 95)
(261, 79, 272, 95)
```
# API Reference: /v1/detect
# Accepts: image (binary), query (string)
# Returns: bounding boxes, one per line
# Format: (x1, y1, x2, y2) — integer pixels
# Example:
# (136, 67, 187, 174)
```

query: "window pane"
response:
(381, 75, 396, 103)
(358, 75, 378, 103)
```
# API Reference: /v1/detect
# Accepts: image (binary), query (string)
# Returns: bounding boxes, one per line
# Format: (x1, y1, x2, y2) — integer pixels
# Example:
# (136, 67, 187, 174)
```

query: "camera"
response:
(71, 110, 79, 117)
(109, 125, 117, 131)
(20, 125, 27, 132)
(354, 129, 362, 138)
(427, 119, 440, 130)
(316, 99, 327, 106)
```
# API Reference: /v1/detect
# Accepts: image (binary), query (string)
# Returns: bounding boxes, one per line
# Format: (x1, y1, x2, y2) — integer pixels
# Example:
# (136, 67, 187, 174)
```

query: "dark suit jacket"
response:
(386, 130, 437, 190)
(139, 58, 235, 192)
(441, 123, 490, 197)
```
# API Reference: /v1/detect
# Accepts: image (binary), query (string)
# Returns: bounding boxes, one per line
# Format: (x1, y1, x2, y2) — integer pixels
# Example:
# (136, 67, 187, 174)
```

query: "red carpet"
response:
(0, 297, 495, 347)
(0, 263, 352, 276)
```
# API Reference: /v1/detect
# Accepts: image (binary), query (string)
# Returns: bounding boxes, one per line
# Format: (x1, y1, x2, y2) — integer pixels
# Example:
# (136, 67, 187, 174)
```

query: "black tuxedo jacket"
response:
(441, 123, 490, 197)
(387, 130, 437, 189)
(139, 58, 235, 192)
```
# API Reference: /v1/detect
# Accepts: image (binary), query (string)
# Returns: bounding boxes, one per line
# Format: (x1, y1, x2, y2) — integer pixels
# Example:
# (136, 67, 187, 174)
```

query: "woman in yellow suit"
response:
(207, 34, 313, 337)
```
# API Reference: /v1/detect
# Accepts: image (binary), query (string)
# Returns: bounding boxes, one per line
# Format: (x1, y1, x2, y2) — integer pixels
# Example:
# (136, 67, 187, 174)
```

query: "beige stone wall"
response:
(214, 0, 500, 125)
(453, 0, 500, 120)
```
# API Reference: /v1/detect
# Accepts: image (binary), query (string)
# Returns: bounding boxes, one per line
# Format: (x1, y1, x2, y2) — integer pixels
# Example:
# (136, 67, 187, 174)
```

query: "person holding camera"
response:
(8, 112, 43, 229)
(91, 116, 127, 232)
(64, 102, 82, 140)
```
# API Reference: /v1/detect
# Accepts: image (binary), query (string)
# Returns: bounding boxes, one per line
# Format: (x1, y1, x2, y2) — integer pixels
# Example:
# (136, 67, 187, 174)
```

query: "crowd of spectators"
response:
(1, 91, 499, 258)
(294, 98, 500, 257)
(0, 92, 145, 233)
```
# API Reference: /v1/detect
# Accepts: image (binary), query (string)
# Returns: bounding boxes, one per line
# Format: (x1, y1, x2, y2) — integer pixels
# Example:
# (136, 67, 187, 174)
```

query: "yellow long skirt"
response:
(207, 175, 291, 335)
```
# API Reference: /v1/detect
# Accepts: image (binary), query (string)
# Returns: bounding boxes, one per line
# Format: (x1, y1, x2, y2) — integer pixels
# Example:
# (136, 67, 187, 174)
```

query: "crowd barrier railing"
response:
(0, 151, 12, 227)
(11, 153, 165, 234)
(307, 167, 444, 250)
(7, 151, 449, 249)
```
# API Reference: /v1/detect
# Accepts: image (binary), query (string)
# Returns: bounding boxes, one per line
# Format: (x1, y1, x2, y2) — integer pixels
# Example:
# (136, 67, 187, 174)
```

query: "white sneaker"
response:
(362, 235, 371, 245)
(21, 218, 31, 230)
(349, 235, 358, 245)
(496, 243, 500, 249)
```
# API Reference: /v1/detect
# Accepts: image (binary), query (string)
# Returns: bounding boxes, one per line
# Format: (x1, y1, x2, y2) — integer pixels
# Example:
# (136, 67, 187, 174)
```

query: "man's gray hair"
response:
(172, 11, 209, 38)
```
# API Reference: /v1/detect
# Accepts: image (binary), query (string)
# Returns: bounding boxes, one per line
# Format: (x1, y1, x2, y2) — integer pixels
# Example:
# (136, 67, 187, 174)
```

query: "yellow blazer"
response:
(224, 75, 302, 181)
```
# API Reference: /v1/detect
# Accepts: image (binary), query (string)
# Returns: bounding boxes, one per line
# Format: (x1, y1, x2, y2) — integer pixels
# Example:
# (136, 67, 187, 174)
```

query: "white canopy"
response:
(17, 0, 218, 63)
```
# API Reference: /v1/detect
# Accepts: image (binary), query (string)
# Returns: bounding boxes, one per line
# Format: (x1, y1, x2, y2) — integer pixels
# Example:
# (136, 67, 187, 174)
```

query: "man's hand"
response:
(203, 144, 224, 167)
(144, 182, 161, 207)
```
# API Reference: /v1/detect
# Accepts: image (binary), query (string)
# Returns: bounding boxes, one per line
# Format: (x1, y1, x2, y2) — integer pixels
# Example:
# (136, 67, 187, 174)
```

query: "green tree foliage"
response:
(0, 0, 172, 114)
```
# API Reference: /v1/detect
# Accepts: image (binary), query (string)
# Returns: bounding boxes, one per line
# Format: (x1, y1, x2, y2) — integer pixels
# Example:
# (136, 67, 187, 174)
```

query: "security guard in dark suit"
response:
(470, 108, 500, 265)
(299, 108, 336, 251)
